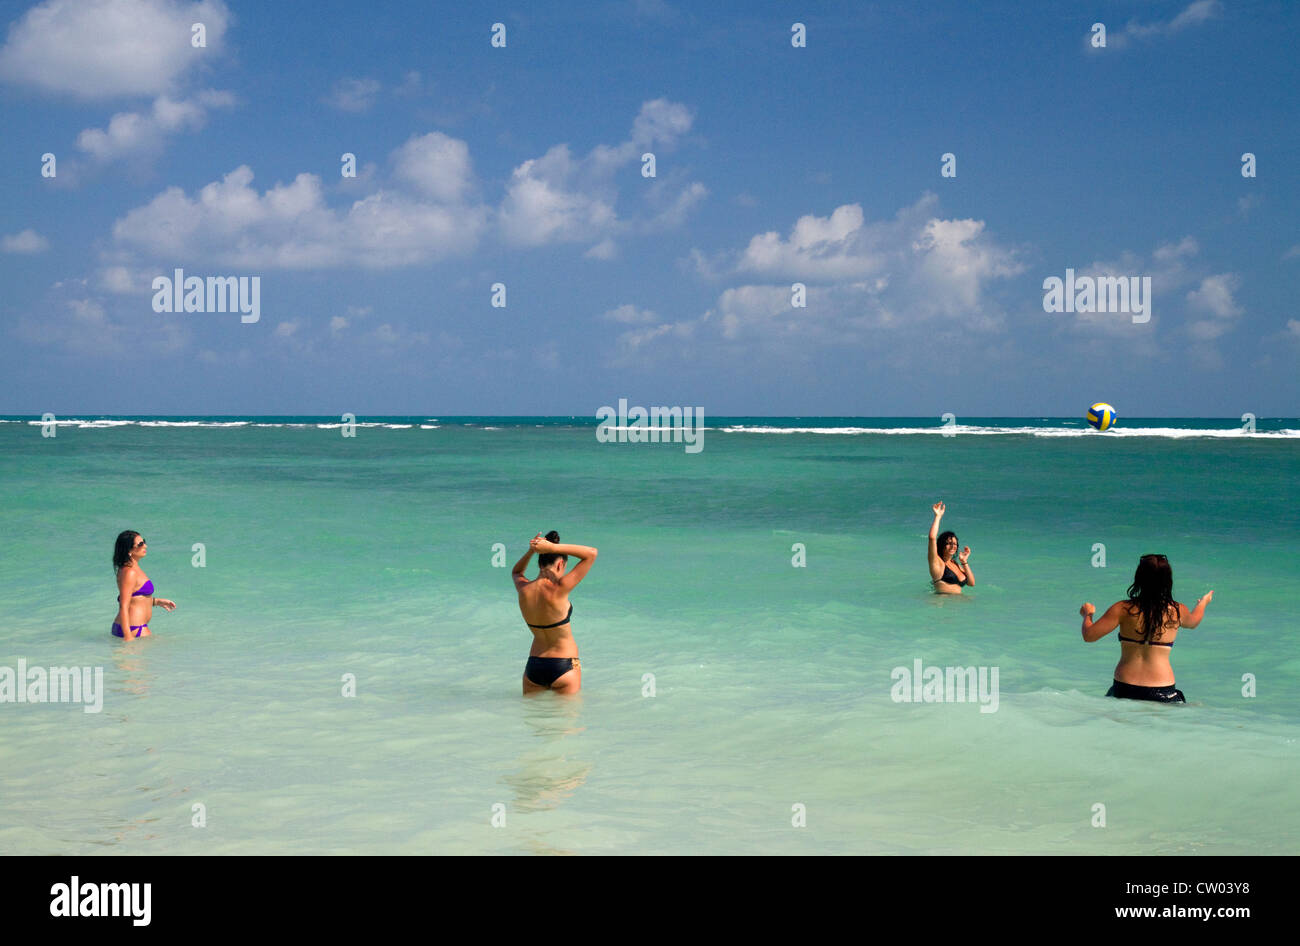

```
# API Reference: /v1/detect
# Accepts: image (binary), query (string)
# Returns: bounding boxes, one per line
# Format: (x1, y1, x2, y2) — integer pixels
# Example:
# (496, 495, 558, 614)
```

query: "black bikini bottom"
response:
(1107, 679, 1185, 703)
(525, 656, 578, 687)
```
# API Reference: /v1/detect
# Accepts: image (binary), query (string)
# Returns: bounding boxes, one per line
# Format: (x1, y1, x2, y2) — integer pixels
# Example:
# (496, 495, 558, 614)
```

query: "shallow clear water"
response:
(1, 417, 1297, 854)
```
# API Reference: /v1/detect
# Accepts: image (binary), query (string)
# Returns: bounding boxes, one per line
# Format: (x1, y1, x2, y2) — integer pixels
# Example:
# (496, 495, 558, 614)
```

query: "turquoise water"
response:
(2, 417, 1297, 854)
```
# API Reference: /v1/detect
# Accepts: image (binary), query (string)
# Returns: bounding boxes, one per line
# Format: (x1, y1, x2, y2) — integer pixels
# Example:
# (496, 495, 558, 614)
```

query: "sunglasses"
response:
(133, 539, 147, 549)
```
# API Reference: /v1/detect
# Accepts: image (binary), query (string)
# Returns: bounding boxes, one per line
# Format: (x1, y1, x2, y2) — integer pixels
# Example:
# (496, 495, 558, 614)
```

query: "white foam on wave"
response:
(7, 418, 1296, 439)
(718, 425, 1300, 438)
(137, 420, 249, 427)
(313, 422, 413, 429)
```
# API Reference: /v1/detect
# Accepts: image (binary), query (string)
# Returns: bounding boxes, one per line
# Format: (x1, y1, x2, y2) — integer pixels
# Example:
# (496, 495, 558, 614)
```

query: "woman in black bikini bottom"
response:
(512, 530, 598, 694)
(1080, 554, 1213, 703)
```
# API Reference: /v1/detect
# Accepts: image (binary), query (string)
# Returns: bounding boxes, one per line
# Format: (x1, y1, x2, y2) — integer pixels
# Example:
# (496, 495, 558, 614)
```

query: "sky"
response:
(0, 0, 1297, 417)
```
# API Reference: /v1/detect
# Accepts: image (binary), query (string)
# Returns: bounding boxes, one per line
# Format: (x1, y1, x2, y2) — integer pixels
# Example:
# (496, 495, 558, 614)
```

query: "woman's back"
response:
(1113, 601, 1180, 686)
(518, 578, 577, 656)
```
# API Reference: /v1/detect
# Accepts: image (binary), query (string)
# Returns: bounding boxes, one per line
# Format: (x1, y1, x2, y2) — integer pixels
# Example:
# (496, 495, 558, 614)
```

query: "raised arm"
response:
(1179, 591, 1214, 628)
(511, 541, 535, 590)
(538, 540, 598, 592)
(927, 501, 945, 579)
(1080, 601, 1124, 642)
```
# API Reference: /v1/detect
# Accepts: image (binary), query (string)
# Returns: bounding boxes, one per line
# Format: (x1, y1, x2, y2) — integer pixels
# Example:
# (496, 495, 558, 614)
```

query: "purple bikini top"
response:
(118, 578, 154, 602)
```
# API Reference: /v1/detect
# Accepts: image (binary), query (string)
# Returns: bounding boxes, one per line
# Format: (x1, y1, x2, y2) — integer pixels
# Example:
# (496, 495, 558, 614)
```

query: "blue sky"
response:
(1, 0, 1297, 416)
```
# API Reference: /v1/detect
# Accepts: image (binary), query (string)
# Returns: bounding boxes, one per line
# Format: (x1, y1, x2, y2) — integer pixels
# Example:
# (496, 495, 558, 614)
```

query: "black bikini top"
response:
(527, 602, 573, 630)
(1117, 633, 1173, 648)
(937, 565, 967, 586)
(1118, 605, 1177, 647)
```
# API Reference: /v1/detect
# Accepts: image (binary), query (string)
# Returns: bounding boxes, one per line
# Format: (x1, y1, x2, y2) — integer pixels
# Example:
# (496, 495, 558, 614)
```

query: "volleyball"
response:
(1086, 403, 1116, 431)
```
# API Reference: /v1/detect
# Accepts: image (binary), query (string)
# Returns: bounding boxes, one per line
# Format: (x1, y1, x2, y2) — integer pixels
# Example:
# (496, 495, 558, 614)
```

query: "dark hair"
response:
(538, 530, 566, 569)
(113, 530, 141, 569)
(936, 531, 957, 559)
(1126, 554, 1178, 642)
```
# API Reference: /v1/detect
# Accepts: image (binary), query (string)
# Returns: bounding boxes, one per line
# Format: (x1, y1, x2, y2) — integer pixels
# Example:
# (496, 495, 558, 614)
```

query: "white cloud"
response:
(76, 90, 233, 160)
(714, 285, 802, 341)
(370, 322, 429, 349)
(324, 77, 381, 112)
(626, 195, 1028, 358)
(630, 98, 693, 148)
(14, 293, 186, 357)
(585, 238, 617, 260)
(732, 204, 883, 280)
(498, 99, 702, 246)
(1153, 236, 1198, 261)
(1168, 0, 1221, 30)
(909, 217, 1022, 315)
(1187, 273, 1242, 319)
(616, 321, 679, 351)
(0, 0, 230, 98)
(1059, 240, 1242, 354)
(1186, 273, 1242, 339)
(392, 132, 475, 202)
(97, 265, 155, 292)
(110, 138, 490, 269)
(602, 304, 659, 325)
(700, 195, 1021, 318)
(2, 229, 50, 252)
(1099, 0, 1221, 50)
(498, 144, 619, 246)
(646, 180, 708, 229)
(602, 302, 696, 359)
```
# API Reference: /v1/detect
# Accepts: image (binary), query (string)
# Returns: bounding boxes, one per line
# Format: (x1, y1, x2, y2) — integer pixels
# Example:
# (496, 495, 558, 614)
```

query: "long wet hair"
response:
(1126, 554, 1178, 642)
(537, 530, 566, 570)
(113, 530, 141, 570)
(936, 530, 958, 560)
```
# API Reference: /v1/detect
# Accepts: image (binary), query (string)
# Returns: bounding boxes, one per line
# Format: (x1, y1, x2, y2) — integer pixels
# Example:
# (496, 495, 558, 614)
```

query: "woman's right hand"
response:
(529, 534, 551, 554)
(932, 501, 945, 517)
(1200, 591, 1214, 606)
(1080, 603, 1096, 618)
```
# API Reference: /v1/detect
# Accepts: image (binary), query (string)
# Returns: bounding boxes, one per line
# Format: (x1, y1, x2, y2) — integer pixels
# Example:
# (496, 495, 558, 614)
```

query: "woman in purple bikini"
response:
(111, 531, 175, 639)
(511, 530, 597, 695)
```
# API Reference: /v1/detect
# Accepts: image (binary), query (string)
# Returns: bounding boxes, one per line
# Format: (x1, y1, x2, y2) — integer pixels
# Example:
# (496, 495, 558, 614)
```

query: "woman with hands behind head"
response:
(512, 530, 597, 695)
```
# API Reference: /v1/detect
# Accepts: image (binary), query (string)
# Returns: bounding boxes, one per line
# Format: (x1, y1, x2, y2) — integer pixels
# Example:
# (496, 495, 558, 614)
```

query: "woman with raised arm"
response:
(111, 530, 176, 639)
(511, 530, 597, 695)
(1080, 553, 1213, 703)
(928, 501, 973, 594)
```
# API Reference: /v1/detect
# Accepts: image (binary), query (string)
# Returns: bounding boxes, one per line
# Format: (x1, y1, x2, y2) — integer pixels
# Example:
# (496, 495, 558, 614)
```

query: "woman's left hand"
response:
(155, 598, 177, 611)
(529, 534, 551, 554)
(959, 547, 971, 564)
